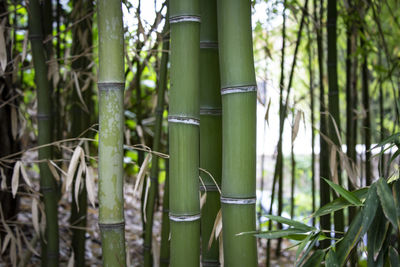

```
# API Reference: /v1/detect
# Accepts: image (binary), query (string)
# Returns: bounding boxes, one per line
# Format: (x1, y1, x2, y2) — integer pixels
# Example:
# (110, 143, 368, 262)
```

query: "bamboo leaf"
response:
(312, 188, 368, 218)
(360, 183, 379, 235)
(295, 232, 313, 261)
(47, 160, 60, 182)
(264, 214, 315, 231)
(367, 207, 389, 262)
(72, 71, 89, 113)
(392, 180, 400, 229)
(19, 230, 39, 256)
(67, 252, 74, 267)
(0, 167, 6, 190)
(86, 166, 96, 208)
(1, 232, 11, 254)
(21, 30, 28, 62)
(134, 153, 151, 194)
(31, 198, 40, 235)
(323, 178, 362, 206)
(265, 98, 271, 125)
(66, 146, 83, 192)
(256, 228, 306, 239)
(296, 232, 320, 266)
(292, 110, 302, 142)
(389, 246, 399, 267)
(329, 146, 338, 184)
(19, 163, 32, 188)
(302, 249, 324, 267)
(325, 250, 339, 267)
(372, 132, 400, 150)
(11, 161, 21, 198)
(376, 178, 398, 229)
(0, 22, 7, 72)
(208, 209, 222, 250)
(200, 192, 207, 209)
(74, 163, 83, 211)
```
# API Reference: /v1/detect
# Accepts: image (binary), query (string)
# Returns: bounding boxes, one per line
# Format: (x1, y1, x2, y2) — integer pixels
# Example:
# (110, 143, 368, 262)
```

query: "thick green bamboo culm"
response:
(97, 0, 126, 266)
(28, 0, 59, 266)
(199, 0, 221, 265)
(169, 0, 201, 266)
(143, 16, 170, 267)
(218, 0, 258, 266)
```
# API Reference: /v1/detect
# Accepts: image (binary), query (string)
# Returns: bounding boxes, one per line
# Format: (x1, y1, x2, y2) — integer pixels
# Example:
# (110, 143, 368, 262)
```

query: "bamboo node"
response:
(36, 113, 51, 120)
(169, 213, 201, 222)
(202, 260, 220, 266)
(169, 15, 201, 24)
(221, 85, 257, 95)
(200, 41, 218, 49)
(168, 115, 200, 126)
(200, 108, 222, 116)
(97, 82, 125, 91)
(98, 221, 125, 230)
(220, 197, 256, 205)
(200, 184, 220, 192)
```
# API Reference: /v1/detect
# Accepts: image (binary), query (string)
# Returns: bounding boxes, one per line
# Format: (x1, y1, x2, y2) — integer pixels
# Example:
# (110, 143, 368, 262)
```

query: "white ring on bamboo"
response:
(169, 15, 201, 24)
(220, 197, 256, 204)
(168, 116, 200, 126)
(169, 214, 201, 222)
(221, 85, 257, 95)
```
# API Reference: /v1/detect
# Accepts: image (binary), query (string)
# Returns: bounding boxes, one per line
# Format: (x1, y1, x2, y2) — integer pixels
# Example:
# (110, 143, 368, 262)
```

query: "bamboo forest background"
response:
(0, 0, 400, 266)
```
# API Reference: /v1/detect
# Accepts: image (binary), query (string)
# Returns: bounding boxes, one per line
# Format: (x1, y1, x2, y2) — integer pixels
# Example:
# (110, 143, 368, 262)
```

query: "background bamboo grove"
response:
(1, 0, 400, 266)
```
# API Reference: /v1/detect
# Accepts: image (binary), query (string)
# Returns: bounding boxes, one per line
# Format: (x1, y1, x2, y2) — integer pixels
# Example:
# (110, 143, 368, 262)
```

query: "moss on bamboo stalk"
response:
(97, 0, 126, 266)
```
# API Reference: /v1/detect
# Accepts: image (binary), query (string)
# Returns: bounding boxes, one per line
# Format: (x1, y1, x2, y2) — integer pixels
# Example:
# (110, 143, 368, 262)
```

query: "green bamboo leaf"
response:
(367, 207, 390, 262)
(393, 180, 400, 229)
(377, 178, 398, 229)
(389, 149, 400, 164)
(296, 233, 320, 267)
(312, 188, 369, 218)
(336, 210, 363, 265)
(323, 178, 363, 206)
(360, 183, 379, 236)
(265, 214, 315, 231)
(389, 246, 400, 267)
(325, 250, 339, 267)
(302, 249, 325, 267)
(295, 232, 313, 260)
(372, 132, 400, 150)
(256, 228, 306, 239)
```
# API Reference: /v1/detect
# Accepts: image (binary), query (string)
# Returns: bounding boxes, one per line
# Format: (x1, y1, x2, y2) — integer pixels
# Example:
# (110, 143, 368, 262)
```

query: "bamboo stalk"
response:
(199, 0, 221, 265)
(97, 0, 126, 266)
(69, 0, 93, 265)
(143, 15, 169, 267)
(169, 0, 201, 266)
(327, 0, 344, 237)
(28, 0, 59, 266)
(159, 158, 170, 267)
(218, 1, 258, 266)
(315, 0, 331, 249)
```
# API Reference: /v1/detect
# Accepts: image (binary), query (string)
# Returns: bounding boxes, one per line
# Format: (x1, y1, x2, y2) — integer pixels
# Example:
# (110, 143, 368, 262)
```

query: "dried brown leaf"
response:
(134, 153, 151, 194)
(67, 252, 74, 267)
(21, 30, 28, 62)
(66, 146, 83, 192)
(86, 166, 96, 208)
(0, 22, 7, 72)
(73, 71, 89, 113)
(292, 111, 302, 142)
(208, 209, 222, 250)
(74, 163, 84, 211)
(1, 232, 11, 254)
(11, 161, 21, 198)
(31, 198, 40, 235)
(11, 106, 18, 140)
(20, 162, 32, 187)
(0, 167, 6, 190)
(47, 160, 60, 182)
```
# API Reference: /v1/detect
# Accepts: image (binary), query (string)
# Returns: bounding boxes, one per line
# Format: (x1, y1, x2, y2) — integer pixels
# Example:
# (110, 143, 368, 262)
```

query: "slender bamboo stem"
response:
(199, 0, 221, 265)
(218, 1, 258, 266)
(315, 0, 331, 249)
(169, 0, 201, 266)
(28, 0, 59, 266)
(143, 15, 169, 267)
(159, 157, 170, 267)
(70, 0, 93, 265)
(97, 1, 126, 266)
